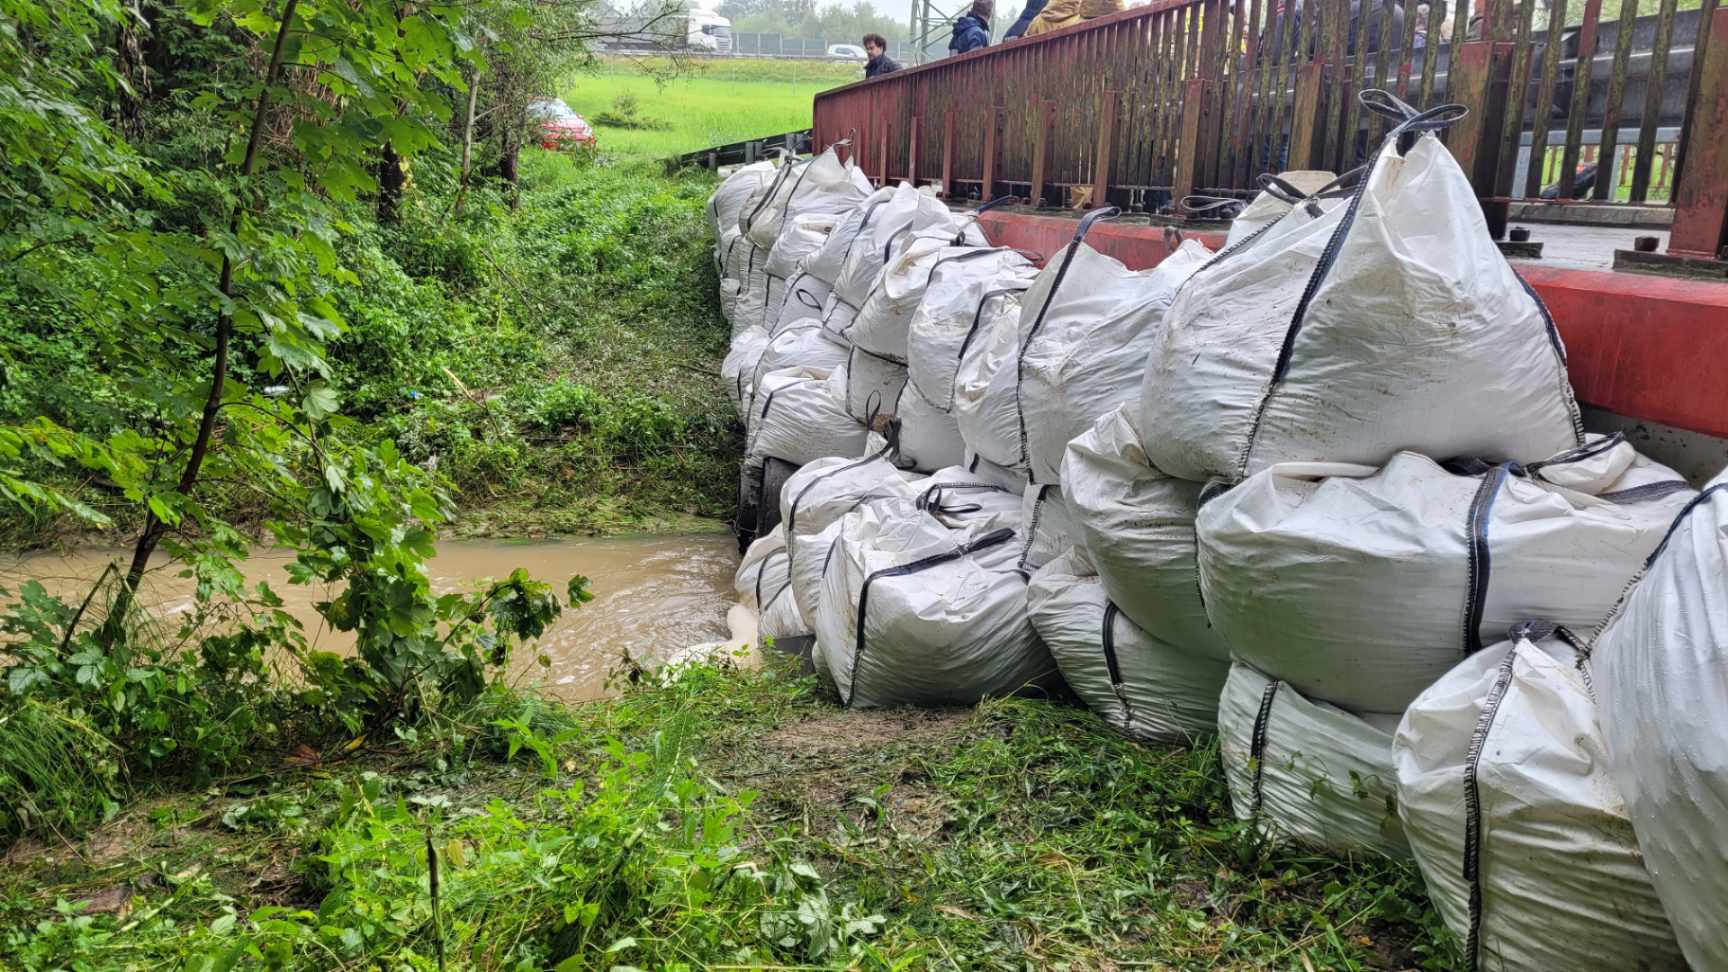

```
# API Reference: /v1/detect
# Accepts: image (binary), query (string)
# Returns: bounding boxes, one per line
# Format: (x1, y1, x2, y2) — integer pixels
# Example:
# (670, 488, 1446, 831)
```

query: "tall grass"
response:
(0, 700, 119, 842)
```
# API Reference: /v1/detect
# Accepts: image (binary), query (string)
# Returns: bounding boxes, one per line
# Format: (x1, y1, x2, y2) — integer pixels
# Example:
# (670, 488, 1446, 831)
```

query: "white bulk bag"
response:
(1140, 95, 1583, 483)
(723, 326, 771, 423)
(781, 454, 920, 622)
(741, 146, 871, 249)
(1594, 471, 1728, 971)
(1060, 407, 1229, 661)
(842, 346, 908, 424)
(709, 160, 776, 248)
(1220, 663, 1410, 857)
(906, 251, 1037, 412)
(822, 184, 958, 341)
(954, 210, 1126, 476)
(1027, 547, 1227, 743)
(743, 367, 868, 477)
(735, 527, 790, 613)
(745, 323, 850, 421)
(887, 384, 965, 473)
(1198, 436, 1694, 713)
(814, 499, 1057, 708)
(1021, 235, 1211, 483)
(762, 213, 837, 330)
(1397, 626, 1684, 971)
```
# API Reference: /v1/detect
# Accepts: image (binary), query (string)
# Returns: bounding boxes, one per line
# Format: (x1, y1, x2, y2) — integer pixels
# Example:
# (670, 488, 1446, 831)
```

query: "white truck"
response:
(686, 0, 732, 52)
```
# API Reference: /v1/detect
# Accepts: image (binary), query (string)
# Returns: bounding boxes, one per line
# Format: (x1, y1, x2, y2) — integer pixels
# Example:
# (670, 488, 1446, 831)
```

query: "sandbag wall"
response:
(705, 93, 1720, 971)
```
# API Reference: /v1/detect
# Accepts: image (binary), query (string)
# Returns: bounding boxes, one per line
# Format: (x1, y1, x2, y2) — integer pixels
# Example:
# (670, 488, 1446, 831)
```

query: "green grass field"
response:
(564, 56, 859, 160)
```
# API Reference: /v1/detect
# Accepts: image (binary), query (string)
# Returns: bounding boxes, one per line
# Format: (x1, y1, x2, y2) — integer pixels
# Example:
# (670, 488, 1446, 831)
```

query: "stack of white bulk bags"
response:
(1196, 436, 1694, 715)
(792, 187, 893, 332)
(822, 184, 963, 343)
(1061, 407, 1230, 663)
(724, 170, 792, 331)
(814, 497, 1058, 708)
(955, 207, 1126, 479)
(1028, 547, 1227, 743)
(1019, 233, 1211, 483)
(1218, 663, 1410, 857)
(906, 249, 1037, 415)
(1593, 471, 1728, 970)
(1139, 100, 1583, 484)
(1396, 625, 1685, 970)
(742, 144, 872, 252)
(760, 212, 838, 333)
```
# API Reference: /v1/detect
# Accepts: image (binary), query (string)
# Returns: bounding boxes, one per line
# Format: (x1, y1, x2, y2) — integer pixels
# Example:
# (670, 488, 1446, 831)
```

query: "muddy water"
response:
(0, 534, 744, 701)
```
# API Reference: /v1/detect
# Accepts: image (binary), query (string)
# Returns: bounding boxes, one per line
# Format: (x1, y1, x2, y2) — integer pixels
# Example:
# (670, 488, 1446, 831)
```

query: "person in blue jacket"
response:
(1002, 0, 1045, 39)
(950, 0, 994, 54)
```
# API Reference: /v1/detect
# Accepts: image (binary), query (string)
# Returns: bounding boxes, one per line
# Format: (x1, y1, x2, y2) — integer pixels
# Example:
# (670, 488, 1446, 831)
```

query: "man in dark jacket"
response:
(863, 34, 902, 77)
(950, 0, 993, 54)
(1002, 0, 1045, 39)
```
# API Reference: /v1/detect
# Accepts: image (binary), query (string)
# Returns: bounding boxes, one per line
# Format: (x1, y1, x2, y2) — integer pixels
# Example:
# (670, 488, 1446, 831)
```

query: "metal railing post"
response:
(1446, 38, 1516, 238)
(1668, 5, 1728, 259)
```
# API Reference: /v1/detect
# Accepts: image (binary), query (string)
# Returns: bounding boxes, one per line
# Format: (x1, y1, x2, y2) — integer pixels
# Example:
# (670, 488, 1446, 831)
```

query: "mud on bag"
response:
(1593, 470, 1728, 972)
(1395, 624, 1685, 971)
(1138, 91, 1582, 483)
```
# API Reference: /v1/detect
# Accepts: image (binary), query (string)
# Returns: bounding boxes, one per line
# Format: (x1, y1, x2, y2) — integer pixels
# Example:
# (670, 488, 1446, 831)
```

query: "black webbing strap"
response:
(1461, 645, 1518, 972)
(1101, 602, 1135, 731)
(1248, 676, 1282, 819)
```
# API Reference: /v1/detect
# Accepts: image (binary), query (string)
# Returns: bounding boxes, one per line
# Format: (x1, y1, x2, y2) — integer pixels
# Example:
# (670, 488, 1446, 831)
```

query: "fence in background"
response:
(810, 0, 1728, 260)
(729, 33, 905, 59)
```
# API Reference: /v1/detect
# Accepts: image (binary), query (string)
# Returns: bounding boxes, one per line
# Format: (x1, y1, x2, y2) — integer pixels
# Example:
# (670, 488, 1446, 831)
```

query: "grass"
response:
(564, 56, 859, 161)
(0, 660, 1459, 970)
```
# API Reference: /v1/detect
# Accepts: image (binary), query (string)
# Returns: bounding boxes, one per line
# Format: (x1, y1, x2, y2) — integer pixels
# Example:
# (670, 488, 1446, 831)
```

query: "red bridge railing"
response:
(811, 0, 1728, 261)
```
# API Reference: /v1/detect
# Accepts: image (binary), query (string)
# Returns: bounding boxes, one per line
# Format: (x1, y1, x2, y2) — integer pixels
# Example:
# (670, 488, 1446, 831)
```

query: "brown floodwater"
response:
(0, 534, 749, 701)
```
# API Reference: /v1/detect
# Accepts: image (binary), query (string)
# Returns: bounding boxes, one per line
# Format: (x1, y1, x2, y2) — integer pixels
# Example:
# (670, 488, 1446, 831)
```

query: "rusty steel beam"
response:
(1093, 89, 1119, 208)
(1030, 99, 1056, 207)
(908, 114, 921, 188)
(982, 106, 1001, 200)
(1669, 5, 1728, 259)
(941, 110, 956, 199)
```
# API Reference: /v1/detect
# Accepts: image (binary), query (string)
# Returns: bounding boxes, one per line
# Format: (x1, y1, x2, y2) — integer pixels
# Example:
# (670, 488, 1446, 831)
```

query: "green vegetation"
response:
(567, 56, 858, 160)
(2, 659, 1458, 970)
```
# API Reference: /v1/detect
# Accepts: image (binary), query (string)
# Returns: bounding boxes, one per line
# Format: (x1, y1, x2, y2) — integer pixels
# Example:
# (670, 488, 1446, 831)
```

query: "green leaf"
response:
(304, 383, 339, 420)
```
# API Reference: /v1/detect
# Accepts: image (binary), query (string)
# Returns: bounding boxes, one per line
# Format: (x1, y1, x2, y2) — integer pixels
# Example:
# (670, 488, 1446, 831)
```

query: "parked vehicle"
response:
(827, 43, 867, 59)
(528, 98, 596, 150)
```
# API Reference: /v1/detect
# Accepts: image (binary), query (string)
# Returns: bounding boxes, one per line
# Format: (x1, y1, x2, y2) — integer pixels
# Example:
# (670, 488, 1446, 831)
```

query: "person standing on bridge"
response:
(950, 0, 994, 54)
(863, 34, 902, 78)
(1003, 0, 1045, 39)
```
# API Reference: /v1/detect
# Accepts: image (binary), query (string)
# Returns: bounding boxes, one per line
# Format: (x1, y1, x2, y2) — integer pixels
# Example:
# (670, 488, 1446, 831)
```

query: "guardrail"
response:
(810, 0, 1728, 263)
(669, 129, 814, 171)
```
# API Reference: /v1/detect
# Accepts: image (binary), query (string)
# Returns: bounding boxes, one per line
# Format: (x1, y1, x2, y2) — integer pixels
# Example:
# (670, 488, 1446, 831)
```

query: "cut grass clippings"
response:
(0, 661, 1461, 970)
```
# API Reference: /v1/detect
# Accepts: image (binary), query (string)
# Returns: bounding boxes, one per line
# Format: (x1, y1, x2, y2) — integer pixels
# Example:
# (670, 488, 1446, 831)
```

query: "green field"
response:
(564, 56, 860, 160)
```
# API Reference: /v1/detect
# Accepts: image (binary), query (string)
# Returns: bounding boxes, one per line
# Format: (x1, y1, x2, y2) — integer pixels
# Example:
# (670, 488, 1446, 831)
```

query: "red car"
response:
(529, 97, 596, 151)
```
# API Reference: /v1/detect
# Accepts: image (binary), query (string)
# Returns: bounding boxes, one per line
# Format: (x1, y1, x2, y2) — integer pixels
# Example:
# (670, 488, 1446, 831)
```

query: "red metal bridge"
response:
(805, 0, 1728, 464)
